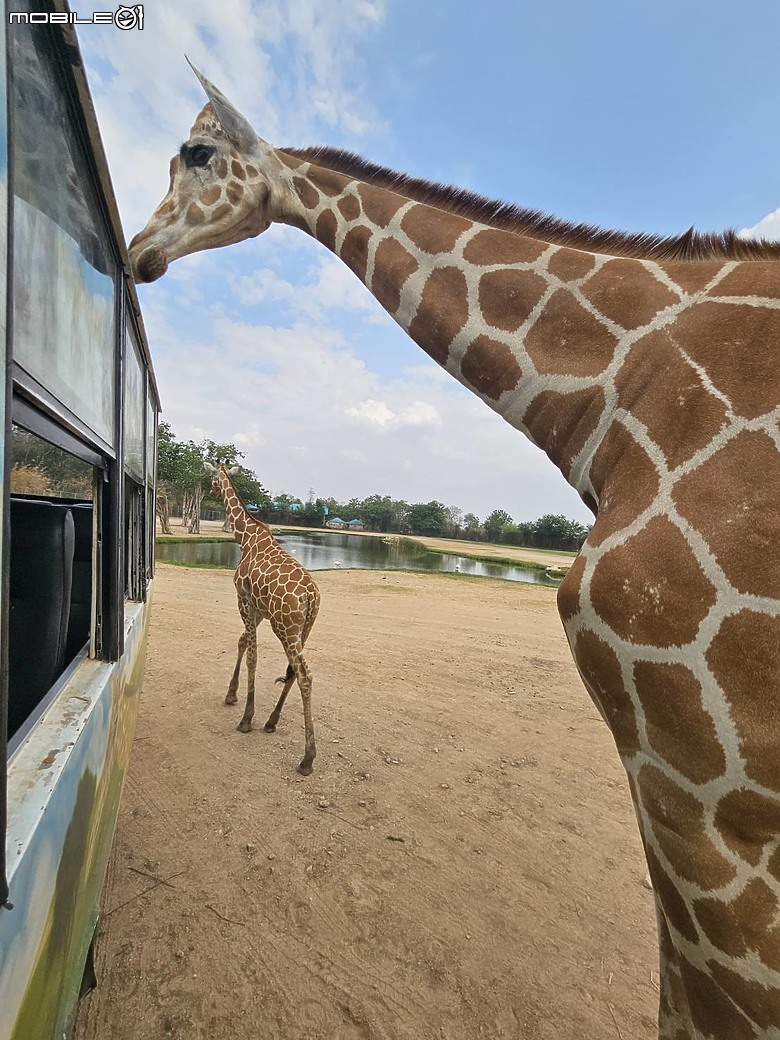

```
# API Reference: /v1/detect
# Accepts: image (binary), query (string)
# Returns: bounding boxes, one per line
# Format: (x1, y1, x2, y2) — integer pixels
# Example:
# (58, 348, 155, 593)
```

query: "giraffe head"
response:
(204, 460, 239, 497)
(129, 62, 285, 283)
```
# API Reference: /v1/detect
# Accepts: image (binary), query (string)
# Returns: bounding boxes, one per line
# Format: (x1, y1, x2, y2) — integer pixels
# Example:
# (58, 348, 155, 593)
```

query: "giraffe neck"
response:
(274, 153, 724, 510)
(217, 472, 270, 545)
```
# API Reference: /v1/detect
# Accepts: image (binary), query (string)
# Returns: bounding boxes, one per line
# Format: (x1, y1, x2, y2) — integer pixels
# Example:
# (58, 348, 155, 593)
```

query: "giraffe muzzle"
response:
(132, 245, 169, 284)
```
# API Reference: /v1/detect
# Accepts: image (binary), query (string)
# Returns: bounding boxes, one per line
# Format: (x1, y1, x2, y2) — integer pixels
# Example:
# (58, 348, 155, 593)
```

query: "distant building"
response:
(325, 517, 365, 530)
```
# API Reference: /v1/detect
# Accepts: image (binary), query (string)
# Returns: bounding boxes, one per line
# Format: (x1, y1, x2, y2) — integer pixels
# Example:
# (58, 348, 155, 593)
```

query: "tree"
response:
(484, 509, 513, 542)
(156, 424, 269, 534)
(10, 429, 93, 498)
(533, 514, 589, 550)
(300, 498, 327, 527)
(443, 504, 463, 538)
(271, 493, 305, 525)
(356, 494, 409, 533)
(461, 512, 483, 540)
(156, 485, 173, 535)
(10, 464, 52, 496)
(407, 500, 448, 536)
(156, 422, 204, 530)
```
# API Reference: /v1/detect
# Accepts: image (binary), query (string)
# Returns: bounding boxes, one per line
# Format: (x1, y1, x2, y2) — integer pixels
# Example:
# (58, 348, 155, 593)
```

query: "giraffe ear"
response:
(186, 57, 258, 154)
(204, 461, 216, 474)
(228, 465, 240, 475)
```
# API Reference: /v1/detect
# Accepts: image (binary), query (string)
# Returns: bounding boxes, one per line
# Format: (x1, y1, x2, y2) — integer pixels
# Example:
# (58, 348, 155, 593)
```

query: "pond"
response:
(156, 531, 565, 587)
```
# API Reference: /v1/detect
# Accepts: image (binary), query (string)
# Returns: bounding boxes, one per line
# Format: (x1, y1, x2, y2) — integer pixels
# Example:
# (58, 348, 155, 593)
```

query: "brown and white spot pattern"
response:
(133, 114, 780, 1038)
(207, 464, 320, 776)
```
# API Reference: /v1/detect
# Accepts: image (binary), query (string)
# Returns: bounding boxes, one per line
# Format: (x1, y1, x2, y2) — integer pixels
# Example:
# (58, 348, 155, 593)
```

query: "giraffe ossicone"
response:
(132, 66, 780, 1040)
(204, 461, 320, 775)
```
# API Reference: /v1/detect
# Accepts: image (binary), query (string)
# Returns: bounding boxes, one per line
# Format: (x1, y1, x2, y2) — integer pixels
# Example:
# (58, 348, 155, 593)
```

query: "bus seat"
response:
(8, 499, 75, 738)
(65, 503, 93, 660)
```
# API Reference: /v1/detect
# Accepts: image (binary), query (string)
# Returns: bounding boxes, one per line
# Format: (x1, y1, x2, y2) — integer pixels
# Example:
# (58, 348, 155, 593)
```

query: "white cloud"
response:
(232, 253, 386, 322)
(142, 296, 589, 519)
(76, 3, 593, 525)
(398, 401, 442, 427)
(345, 398, 440, 430)
(78, 0, 387, 238)
(346, 399, 396, 427)
(740, 207, 780, 241)
(308, 256, 384, 318)
(233, 267, 299, 308)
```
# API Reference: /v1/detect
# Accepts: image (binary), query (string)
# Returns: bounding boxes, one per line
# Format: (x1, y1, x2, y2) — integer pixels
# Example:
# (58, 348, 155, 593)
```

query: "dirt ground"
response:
(74, 564, 658, 1040)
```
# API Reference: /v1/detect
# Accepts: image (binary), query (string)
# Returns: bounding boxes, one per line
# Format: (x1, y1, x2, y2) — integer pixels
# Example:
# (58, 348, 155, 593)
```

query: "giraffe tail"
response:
(275, 664, 294, 686)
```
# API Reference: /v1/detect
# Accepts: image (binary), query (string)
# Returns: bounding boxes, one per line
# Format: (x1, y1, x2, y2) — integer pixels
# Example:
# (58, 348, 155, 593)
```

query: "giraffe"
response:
(203, 462, 320, 775)
(130, 66, 780, 1040)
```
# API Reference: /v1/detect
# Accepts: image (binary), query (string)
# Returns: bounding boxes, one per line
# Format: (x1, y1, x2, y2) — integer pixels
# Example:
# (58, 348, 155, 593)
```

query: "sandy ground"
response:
(74, 564, 658, 1040)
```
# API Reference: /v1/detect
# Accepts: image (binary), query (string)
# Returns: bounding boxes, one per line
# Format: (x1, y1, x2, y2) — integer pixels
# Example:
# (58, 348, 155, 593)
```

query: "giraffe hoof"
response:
(237, 720, 252, 734)
(224, 695, 238, 705)
(297, 761, 313, 776)
(263, 722, 277, 733)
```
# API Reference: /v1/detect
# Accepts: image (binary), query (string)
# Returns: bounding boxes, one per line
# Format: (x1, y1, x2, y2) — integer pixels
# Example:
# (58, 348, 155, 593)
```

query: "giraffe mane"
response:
(283, 146, 780, 263)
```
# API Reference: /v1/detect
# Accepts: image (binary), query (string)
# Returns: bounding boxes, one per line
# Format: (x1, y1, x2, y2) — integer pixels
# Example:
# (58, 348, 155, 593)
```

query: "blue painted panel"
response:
(0, 593, 153, 1040)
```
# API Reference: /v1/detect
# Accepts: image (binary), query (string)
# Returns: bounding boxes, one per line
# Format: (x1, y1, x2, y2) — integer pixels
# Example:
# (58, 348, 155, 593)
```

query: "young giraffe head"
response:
(204, 460, 239, 497)
(129, 63, 283, 283)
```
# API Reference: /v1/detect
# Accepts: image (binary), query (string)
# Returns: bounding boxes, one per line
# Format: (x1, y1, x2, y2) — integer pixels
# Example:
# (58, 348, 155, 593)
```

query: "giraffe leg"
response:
(264, 664, 294, 732)
(655, 907, 695, 1040)
(237, 624, 257, 734)
(224, 630, 248, 705)
(289, 646, 316, 776)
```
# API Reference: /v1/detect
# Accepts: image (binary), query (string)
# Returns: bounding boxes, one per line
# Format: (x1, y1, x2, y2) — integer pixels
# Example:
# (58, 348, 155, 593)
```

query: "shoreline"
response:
(156, 523, 576, 575)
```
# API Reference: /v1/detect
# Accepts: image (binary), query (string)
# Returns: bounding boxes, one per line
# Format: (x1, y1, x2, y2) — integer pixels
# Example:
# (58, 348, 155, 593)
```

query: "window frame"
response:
(0, 0, 161, 926)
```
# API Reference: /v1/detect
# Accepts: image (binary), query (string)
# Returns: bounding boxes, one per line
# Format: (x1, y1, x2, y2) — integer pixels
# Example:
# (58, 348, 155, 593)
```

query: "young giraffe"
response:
(131, 68, 780, 1040)
(204, 462, 320, 775)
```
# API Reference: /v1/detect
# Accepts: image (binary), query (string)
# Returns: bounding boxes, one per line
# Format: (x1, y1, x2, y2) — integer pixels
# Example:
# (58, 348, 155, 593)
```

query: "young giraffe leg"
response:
(275, 640, 316, 775)
(264, 664, 294, 733)
(266, 594, 319, 753)
(225, 617, 262, 705)
(237, 622, 258, 734)
(224, 630, 248, 705)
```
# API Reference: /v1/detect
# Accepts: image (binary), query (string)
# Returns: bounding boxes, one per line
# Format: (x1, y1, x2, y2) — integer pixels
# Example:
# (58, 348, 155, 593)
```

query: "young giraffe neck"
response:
(272, 153, 751, 512)
(216, 470, 270, 546)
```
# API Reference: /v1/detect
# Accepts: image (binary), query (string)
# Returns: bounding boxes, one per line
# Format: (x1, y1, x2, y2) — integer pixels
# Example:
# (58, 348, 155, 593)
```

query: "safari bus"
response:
(0, 4, 160, 1038)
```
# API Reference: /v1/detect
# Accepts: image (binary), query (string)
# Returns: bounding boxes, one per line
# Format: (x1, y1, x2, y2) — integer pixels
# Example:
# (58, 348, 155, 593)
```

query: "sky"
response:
(75, 0, 780, 525)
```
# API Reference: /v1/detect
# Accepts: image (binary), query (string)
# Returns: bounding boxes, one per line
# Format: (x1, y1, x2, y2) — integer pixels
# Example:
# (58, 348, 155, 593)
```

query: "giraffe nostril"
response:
(133, 246, 168, 284)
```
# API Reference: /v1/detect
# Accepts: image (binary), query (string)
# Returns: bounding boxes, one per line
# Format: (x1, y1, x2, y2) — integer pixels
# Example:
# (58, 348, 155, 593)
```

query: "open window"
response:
(6, 423, 103, 746)
(124, 316, 148, 602)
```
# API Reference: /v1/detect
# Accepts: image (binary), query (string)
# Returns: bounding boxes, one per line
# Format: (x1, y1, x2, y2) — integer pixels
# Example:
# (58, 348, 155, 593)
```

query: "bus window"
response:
(146, 399, 157, 580)
(125, 478, 145, 602)
(125, 322, 147, 601)
(11, 13, 116, 448)
(7, 426, 97, 743)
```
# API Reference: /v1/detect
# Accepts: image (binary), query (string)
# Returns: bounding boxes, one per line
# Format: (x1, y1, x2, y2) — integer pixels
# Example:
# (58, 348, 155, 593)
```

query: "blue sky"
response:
(76, 1, 780, 525)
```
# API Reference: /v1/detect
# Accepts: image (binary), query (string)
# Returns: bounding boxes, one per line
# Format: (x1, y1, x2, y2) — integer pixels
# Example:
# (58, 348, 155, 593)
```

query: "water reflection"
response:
(156, 531, 564, 587)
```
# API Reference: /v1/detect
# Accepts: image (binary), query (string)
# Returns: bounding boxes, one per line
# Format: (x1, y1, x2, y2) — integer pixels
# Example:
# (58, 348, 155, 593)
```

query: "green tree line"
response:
(157, 423, 590, 551)
(156, 421, 271, 533)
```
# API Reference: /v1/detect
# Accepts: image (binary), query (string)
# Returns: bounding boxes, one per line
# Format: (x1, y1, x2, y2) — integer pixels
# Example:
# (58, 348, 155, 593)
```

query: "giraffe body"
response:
(205, 463, 320, 774)
(132, 71, 780, 1039)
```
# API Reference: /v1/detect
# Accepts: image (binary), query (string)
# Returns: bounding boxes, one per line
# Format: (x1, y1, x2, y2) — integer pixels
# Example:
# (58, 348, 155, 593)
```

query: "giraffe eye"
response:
(186, 144, 215, 168)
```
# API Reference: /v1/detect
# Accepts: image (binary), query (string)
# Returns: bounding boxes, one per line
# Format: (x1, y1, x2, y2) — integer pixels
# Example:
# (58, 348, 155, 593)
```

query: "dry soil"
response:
(74, 564, 658, 1040)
